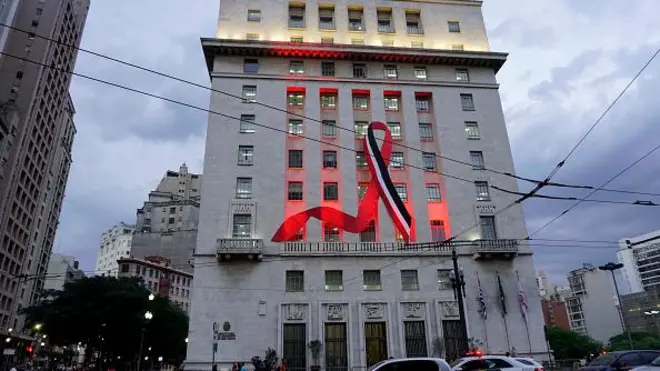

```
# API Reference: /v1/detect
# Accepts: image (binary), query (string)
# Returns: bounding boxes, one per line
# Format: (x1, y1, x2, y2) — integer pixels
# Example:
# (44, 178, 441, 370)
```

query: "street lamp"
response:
(449, 267, 467, 299)
(33, 323, 42, 331)
(644, 310, 660, 336)
(599, 262, 633, 350)
(185, 337, 189, 343)
(148, 293, 155, 301)
(450, 247, 469, 358)
(137, 311, 154, 371)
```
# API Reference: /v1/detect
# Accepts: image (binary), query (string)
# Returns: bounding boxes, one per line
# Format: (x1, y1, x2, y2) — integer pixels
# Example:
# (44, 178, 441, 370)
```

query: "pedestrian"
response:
(232, 362, 239, 371)
(10, 364, 17, 371)
(239, 362, 247, 371)
(505, 352, 510, 357)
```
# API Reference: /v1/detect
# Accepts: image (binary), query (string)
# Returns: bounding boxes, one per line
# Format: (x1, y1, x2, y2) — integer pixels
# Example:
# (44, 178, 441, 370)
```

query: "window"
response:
(377, 10, 394, 33)
(321, 62, 335, 76)
(363, 270, 382, 290)
(289, 61, 304, 74)
(391, 152, 404, 170)
(351, 38, 365, 45)
(289, 4, 305, 28)
(422, 152, 436, 170)
(322, 120, 337, 137)
(353, 96, 369, 110)
(290, 36, 304, 43)
(465, 122, 480, 139)
(319, 6, 335, 30)
(243, 59, 259, 73)
(384, 95, 399, 111)
(240, 114, 256, 133)
(353, 63, 367, 78)
(383, 65, 398, 79)
(460, 94, 475, 111)
(321, 37, 334, 44)
(324, 224, 340, 242)
(288, 182, 303, 201)
(475, 181, 490, 201)
(411, 41, 424, 48)
(456, 69, 469, 82)
(430, 220, 446, 242)
(348, 9, 364, 31)
(387, 122, 401, 139)
(121, 264, 129, 273)
(470, 151, 484, 169)
(289, 119, 303, 135)
(323, 151, 338, 168)
(404, 321, 428, 357)
(323, 182, 339, 200)
(419, 123, 433, 140)
(288, 92, 305, 107)
(452, 44, 464, 51)
(416, 97, 430, 112)
(390, 184, 407, 201)
(355, 121, 369, 136)
(381, 39, 393, 47)
(246, 33, 260, 41)
(321, 94, 337, 109)
(237, 145, 254, 165)
(289, 150, 303, 168)
(437, 269, 452, 290)
(325, 323, 348, 370)
(242, 85, 257, 102)
(325, 270, 343, 291)
(356, 152, 368, 169)
(286, 271, 304, 292)
(401, 270, 419, 291)
(406, 12, 422, 34)
(414, 67, 427, 80)
(232, 214, 252, 238)
(360, 221, 376, 242)
(426, 184, 441, 202)
(479, 216, 497, 240)
(236, 178, 252, 200)
(448, 21, 461, 32)
(358, 182, 369, 200)
(247, 9, 261, 22)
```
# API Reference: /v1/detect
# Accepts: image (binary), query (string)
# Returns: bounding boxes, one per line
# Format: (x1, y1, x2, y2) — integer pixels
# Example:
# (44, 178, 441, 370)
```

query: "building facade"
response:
(131, 163, 201, 274)
(96, 222, 135, 277)
(0, 0, 19, 53)
(117, 256, 193, 314)
(565, 265, 623, 343)
(43, 254, 85, 292)
(619, 286, 660, 335)
(618, 230, 660, 294)
(536, 270, 549, 298)
(0, 0, 88, 335)
(186, 0, 547, 369)
(540, 297, 570, 330)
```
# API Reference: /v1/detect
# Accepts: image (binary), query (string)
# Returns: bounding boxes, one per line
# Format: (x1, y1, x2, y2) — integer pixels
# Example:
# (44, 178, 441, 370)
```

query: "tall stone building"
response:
(131, 163, 201, 274)
(0, 0, 89, 335)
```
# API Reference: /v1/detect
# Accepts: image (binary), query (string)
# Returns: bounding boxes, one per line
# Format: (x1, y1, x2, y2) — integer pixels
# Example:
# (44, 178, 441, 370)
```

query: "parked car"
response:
(579, 351, 660, 371)
(452, 355, 537, 371)
(632, 355, 660, 371)
(368, 358, 453, 371)
(514, 358, 544, 371)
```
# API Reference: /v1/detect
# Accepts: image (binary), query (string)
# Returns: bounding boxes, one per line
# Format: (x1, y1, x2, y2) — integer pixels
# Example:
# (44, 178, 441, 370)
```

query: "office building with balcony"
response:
(618, 230, 660, 294)
(186, 0, 547, 369)
(565, 264, 623, 343)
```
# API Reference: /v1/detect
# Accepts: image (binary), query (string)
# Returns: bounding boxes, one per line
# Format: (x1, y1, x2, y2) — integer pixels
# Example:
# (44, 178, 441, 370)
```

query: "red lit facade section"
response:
(284, 85, 308, 240)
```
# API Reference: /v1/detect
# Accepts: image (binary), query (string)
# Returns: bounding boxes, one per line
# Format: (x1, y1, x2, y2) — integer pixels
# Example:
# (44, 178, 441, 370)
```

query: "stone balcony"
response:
(280, 241, 456, 256)
(216, 238, 264, 262)
(470, 239, 519, 260)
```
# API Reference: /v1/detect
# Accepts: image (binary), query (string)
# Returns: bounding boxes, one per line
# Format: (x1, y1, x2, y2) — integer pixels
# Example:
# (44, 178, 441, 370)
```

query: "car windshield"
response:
(451, 358, 469, 368)
(516, 359, 536, 366)
(590, 354, 617, 365)
(651, 356, 660, 366)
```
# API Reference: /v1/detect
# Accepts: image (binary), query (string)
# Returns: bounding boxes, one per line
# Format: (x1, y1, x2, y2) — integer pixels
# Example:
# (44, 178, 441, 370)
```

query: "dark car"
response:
(579, 351, 660, 371)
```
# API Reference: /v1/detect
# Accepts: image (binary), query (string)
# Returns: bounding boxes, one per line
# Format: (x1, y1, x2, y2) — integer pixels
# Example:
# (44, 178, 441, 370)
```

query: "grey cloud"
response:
(528, 49, 602, 101)
(490, 17, 557, 49)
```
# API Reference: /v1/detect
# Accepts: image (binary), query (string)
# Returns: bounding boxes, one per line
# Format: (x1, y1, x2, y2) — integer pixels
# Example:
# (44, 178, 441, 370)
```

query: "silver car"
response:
(368, 358, 453, 371)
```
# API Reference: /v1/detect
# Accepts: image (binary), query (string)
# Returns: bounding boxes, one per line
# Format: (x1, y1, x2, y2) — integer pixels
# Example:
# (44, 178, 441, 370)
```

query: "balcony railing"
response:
(471, 239, 519, 260)
(281, 241, 456, 256)
(216, 238, 263, 262)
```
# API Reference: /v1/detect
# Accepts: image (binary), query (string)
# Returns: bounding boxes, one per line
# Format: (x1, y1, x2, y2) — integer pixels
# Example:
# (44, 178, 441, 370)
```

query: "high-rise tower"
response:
(187, 0, 546, 368)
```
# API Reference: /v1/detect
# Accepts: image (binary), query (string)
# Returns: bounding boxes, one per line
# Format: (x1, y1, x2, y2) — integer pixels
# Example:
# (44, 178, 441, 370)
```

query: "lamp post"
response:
(599, 262, 633, 349)
(449, 247, 469, 357)
(137, 311, 153, 371)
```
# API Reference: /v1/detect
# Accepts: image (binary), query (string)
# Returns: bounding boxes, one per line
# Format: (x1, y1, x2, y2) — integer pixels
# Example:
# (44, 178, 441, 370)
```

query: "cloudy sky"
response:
(53, 0, 660, 284)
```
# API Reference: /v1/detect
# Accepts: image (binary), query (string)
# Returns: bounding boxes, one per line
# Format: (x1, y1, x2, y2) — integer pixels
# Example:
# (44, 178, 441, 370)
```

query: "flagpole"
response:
(517, 270, 534, 357)
(497, 271, 511, 352)
(476, 271, 490, 353)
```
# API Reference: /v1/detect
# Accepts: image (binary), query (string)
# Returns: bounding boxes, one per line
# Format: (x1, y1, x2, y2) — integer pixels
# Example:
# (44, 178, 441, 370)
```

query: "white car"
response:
(368, 357, 453, 371)
(452, 355, 537, 371)
(514, 358, 544, 371)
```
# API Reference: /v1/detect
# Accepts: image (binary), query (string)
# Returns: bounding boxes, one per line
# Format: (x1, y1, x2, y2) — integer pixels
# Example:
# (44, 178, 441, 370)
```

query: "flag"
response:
(477, 274, 488, 320)
(517, 273, 529, 320)
(497, 272, 507, 316)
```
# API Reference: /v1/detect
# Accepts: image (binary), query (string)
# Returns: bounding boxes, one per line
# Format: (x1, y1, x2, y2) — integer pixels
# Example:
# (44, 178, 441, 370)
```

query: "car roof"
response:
(379, 358, 451, 369)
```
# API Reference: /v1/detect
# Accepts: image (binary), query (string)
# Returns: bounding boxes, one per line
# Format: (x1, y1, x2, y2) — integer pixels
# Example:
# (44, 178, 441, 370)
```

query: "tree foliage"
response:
(546, 326, 602, 359)
(251, 348, 279, 371)
(609, 332, 660, 351)
(22, 276, 188, 364)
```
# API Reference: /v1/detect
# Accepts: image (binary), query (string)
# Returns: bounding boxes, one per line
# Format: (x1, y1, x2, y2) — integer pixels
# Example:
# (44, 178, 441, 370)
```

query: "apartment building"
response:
(95, 222, 135, 277)
(131, 163, 201, 274)
(0, 0, 89, 335)
(186, 0, 547, 369)
(43, 254, 84, 292)
(618, 230, 660, 294)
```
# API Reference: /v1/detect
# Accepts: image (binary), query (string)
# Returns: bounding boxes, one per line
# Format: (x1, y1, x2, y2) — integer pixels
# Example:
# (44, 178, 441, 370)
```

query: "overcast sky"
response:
(53, 0, 660, 284)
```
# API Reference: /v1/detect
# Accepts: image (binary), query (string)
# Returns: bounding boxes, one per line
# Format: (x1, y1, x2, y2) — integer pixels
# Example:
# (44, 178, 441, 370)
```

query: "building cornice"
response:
(385, 0, 483, 6)
(201, 38, 508, 75)
(210, 71, 500, 90)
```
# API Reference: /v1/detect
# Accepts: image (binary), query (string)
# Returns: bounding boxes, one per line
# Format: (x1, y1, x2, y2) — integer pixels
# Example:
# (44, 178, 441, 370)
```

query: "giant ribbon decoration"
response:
(271, 121, 414, 243)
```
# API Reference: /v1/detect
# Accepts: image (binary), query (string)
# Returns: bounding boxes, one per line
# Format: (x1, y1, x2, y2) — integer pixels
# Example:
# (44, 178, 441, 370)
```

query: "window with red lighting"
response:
(322, 151, 338, 169)
(288, 92, 305, 108)
(289, 61, 304, 74)
(384, 95, 400, 111)
(357, 182, 369, 200)
(360, 221, 376, 242)
(288, 182, 303, 200)
(415, 96, 430, 112)
(320, 94, 337, 109)
(292, 228, 304, 241)
(356, 152, 368, 169)
(419, 123, 433, 140)
(394, 184, 408, 201)
(426, 184, 441, 202)
(322, 120, 337, 137)
(323, 224, 340, 242)
(390, 152, 404, 170)
(323, 182, 339, 201)
(288, 150, 303, 168)
(354, 121, 368, 136)
(288, 119, 303, 136)
(430, 220, 446, 242)
(387, 122, 402, 139)
(352, 95, 369, 110)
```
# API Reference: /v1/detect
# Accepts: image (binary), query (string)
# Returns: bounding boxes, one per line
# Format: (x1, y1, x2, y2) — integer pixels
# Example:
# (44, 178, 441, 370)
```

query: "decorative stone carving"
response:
(475, 204, 496, 215)
(403, 303, 424, 319)
(232, 202, 255, 214)
(284, 304, 306, 320)
(364, 304, 385, 320)
(327, 304, 344, 320)
(441, 301, 459, 318)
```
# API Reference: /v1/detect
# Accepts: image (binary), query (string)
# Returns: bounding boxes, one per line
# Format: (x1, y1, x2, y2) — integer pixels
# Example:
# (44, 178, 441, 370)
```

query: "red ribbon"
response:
(271, 121, 414, 243)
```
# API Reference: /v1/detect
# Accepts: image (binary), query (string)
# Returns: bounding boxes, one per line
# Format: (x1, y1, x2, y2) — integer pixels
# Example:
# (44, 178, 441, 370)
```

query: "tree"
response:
(22, 276, 188, 366)
(609, 332, 660, 351)
(546, 326, 602, 359)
